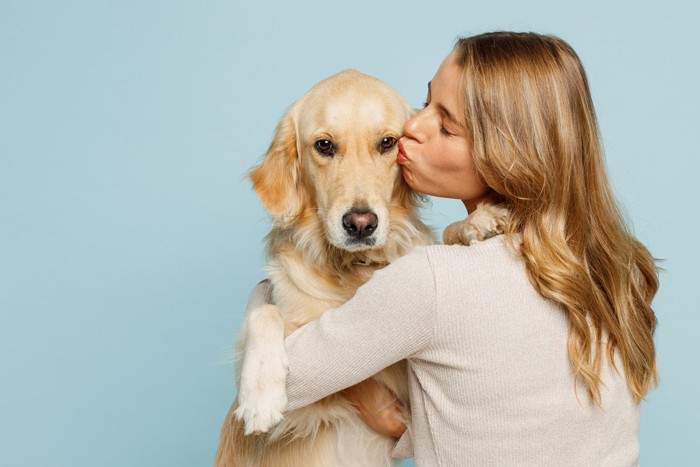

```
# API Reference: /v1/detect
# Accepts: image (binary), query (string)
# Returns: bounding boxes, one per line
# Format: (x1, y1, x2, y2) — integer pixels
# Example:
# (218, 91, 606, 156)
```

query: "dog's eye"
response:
(315, 139, 335, 156)
(379, 137, 397, 153)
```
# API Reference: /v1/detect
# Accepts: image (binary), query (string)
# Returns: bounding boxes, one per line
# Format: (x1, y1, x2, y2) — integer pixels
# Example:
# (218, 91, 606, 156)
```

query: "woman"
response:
(245, 32, 659, 465)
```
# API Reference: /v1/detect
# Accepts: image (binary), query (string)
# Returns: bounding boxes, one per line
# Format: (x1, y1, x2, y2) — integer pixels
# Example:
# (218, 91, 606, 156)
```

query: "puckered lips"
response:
(397, 140, 410, 164)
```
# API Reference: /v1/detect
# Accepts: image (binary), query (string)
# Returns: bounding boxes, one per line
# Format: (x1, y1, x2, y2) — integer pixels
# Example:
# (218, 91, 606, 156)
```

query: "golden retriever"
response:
(214, 70, 507, 467)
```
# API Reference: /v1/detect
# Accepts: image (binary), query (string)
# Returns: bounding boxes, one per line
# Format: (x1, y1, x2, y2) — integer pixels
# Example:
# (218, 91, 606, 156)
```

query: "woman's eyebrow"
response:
(427, 81, 461, 126)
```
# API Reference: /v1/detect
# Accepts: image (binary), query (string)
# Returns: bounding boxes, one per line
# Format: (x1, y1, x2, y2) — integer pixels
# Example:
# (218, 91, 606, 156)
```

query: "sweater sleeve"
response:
(284, 248, 437, 412)
(392, 425, 414, 459)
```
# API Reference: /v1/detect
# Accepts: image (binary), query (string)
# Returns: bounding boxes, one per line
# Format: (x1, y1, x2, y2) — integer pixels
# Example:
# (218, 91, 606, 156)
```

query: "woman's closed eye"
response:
(423, 101, 454, 137)
(439, 125, 453, 136)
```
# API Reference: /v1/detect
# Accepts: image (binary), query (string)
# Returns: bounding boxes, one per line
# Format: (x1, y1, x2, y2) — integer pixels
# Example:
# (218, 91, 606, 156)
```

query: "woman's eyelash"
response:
(422, 101, 429, 109)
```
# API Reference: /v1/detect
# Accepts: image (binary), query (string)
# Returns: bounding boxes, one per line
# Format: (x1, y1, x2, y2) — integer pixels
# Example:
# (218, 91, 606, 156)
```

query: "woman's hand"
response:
(341, 378, 407, 438)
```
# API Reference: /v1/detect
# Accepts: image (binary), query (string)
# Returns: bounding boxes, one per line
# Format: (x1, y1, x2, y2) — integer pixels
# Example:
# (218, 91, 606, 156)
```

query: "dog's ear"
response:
(249, 109, 302, 218)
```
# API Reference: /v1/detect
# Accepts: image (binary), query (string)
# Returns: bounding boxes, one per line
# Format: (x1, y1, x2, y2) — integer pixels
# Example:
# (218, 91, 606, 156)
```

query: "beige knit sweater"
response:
(246, 234, 640, 466)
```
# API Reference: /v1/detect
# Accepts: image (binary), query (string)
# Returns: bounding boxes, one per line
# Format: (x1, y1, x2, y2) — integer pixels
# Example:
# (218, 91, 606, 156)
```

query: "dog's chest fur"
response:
(264, 214, 433, 336)
(267, 250, 387, 335)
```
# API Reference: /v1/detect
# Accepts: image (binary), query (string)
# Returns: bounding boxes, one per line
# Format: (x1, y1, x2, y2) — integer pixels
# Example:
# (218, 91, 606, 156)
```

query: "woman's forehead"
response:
(429, 53, 466, 125)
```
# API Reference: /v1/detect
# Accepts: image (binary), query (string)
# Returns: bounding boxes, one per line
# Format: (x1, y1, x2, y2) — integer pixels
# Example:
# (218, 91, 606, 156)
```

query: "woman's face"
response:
(398, 51, 492, 212)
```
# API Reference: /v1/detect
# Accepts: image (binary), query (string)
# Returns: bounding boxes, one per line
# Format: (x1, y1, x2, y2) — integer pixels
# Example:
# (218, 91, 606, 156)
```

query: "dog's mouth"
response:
(346, 236, 377, 248)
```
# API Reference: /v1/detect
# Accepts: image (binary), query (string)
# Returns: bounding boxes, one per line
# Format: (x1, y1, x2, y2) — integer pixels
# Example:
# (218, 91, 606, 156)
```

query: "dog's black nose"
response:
(342, 210, 378, 239)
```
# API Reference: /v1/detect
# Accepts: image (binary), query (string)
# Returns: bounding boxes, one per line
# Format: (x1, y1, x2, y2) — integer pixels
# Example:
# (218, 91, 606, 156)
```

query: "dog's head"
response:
(250, 70, 415, 252)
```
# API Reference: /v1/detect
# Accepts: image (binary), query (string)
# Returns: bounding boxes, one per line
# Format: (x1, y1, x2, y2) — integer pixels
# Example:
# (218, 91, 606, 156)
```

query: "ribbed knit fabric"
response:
(246, 234, 640, 466)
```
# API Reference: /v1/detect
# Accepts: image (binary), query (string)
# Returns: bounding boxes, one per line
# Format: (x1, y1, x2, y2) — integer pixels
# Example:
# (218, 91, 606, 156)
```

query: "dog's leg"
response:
(233, 303, 289, 435)
(443, 203, 511, 246)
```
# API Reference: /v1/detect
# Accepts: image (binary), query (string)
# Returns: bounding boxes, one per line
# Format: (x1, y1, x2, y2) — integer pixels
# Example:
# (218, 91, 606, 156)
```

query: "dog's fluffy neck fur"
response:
(264, 196, 433, 331)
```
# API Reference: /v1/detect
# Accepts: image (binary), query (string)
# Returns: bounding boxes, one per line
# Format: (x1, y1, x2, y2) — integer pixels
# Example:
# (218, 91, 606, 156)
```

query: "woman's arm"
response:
(283, 248, 437, 411)
(241, 278, 415, 440)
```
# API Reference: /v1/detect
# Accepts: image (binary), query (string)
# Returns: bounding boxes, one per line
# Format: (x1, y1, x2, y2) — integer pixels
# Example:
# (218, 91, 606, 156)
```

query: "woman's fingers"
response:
(341, 378, 407, 438)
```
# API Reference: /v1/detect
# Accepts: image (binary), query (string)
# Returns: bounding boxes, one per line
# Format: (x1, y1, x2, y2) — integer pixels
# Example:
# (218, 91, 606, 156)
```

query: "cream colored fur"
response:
(443, 203, 510, 246)
(215, 70, 506, 467)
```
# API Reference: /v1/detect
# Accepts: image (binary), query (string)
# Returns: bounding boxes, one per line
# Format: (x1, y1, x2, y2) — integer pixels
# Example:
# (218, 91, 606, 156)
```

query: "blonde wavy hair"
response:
(454, 32, 659, 403)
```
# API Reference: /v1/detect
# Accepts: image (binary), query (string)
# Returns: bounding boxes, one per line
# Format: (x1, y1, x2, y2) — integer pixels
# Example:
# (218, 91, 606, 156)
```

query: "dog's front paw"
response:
(233, 373, 287, 436)
(234, 350, 289, 435)
(443, 203, 510, 246)
(233, 305, 289, 435)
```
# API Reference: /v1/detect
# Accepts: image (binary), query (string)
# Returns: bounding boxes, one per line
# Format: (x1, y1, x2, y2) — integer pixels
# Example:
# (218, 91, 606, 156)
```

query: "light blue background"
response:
(1, 1, 698, 466)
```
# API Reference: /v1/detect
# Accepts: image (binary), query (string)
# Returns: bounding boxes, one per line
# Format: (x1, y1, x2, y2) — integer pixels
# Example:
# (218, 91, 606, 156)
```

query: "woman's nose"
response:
(403, 110, 425, 143)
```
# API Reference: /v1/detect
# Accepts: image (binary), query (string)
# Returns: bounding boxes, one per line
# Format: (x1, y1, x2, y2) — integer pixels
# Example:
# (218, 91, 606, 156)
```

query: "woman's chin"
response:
(400, 166, 417, 189)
